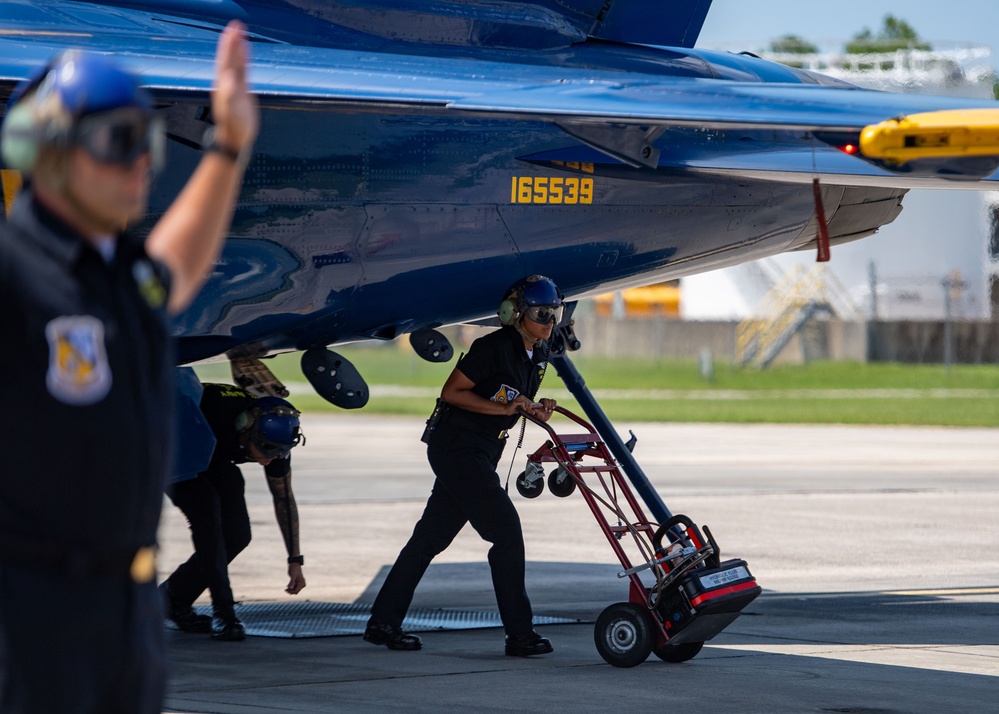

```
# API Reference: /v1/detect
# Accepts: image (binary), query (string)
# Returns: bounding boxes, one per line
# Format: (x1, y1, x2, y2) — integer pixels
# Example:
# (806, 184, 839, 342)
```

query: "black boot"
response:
(505, 630, 553, 657)
(363, 619, 422, 651)
(159, 582, 212, 633)
(211, 608, 246, 642)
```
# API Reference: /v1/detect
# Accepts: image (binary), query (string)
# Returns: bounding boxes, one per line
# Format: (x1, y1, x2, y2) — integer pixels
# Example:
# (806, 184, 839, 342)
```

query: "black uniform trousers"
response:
(164, 462, 252, 617)
(370, 421, 535, 636)
(0, 564, 165, 714)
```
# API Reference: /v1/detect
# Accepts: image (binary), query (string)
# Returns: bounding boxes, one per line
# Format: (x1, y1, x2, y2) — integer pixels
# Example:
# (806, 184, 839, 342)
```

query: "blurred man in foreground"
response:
(0, 21, 258, 714)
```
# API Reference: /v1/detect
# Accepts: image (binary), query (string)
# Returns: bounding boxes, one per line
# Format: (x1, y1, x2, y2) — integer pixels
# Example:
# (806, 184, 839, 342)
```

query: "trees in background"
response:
(846, 15, 931, 54)
(768, 15, 932, 56)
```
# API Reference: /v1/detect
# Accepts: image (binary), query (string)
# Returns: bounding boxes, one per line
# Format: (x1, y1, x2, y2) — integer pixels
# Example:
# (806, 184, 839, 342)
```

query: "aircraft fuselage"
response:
(167, 108, 883, 363)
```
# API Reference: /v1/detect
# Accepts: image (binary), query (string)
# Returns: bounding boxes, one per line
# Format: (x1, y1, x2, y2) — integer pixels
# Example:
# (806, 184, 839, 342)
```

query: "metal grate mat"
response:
(186, 601, 580, 639)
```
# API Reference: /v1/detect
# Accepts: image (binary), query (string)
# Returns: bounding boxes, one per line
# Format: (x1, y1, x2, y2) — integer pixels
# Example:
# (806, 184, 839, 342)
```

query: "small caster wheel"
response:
(548, 467, 576, 497)
(516, 471, 544, 498)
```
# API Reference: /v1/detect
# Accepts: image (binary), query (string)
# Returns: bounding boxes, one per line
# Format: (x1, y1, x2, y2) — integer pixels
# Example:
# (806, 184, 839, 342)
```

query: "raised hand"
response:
(211, 20, 259, 155)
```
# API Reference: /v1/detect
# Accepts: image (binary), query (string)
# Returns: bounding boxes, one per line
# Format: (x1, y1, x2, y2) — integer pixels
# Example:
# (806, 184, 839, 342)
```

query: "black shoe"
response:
(159, 583, 212, 634)
(505, 630, 553, 657)
(363, 619, 422, 651)
(211, 614, 246, 641)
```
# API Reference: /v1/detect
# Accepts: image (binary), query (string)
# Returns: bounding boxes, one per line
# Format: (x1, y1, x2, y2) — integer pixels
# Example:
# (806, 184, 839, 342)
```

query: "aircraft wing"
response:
(3, 27, 997, 190)
(0, 36, 957, 130)
(445, 79, 981, 132)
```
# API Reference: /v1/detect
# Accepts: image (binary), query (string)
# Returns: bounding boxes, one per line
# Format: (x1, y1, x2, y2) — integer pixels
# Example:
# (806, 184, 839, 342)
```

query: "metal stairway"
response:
(736, 264, 859, 368)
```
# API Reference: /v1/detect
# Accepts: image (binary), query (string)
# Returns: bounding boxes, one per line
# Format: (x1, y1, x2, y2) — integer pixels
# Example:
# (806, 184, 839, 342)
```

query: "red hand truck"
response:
(516, 406, 761, 667)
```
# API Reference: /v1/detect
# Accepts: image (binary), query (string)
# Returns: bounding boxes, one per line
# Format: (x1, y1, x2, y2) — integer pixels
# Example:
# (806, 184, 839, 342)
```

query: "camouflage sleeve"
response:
(265, 458, 300, 559)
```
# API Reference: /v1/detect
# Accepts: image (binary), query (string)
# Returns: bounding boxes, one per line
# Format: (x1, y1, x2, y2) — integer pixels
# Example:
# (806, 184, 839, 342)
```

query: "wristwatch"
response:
(202, 126, 246, 164)
(287, 555, 304, 565)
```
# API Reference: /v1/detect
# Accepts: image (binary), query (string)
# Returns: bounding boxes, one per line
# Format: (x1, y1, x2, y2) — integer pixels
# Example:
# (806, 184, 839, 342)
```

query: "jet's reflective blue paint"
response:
(2, 0, 998, 366)
(97, 0, 712, 51)
(165, 108, 820, 361)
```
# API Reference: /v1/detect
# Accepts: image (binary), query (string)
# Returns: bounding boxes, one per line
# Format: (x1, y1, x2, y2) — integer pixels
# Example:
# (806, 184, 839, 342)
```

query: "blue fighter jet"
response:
(2, 0, 998, 419)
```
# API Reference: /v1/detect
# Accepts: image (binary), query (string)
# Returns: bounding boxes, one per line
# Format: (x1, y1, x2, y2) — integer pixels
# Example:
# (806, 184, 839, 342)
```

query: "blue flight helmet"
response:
(244, 396, 305, 459)
(498, 274, 565, 326)
(516, 274, 565, 326)
(1, 49, 165, 174)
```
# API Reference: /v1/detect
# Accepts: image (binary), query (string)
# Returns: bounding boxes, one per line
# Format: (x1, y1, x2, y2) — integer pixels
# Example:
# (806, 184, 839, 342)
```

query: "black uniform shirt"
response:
(451, 325, 546, 432)
(198, 383, 291, 479)
(0, 190, 174, 557)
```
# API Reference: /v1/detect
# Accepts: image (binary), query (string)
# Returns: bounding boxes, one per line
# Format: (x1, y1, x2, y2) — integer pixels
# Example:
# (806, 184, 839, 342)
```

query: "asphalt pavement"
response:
(158, 415, 999, 713)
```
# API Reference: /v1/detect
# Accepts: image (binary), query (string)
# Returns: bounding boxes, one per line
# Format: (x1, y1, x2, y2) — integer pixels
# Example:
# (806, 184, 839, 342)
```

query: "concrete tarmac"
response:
(158, 415, 999, 713)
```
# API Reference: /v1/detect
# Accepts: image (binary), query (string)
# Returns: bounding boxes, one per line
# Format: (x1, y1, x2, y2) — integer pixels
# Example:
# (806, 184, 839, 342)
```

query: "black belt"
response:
(0, 542, 157, 583)
(443, 411, 510, 441)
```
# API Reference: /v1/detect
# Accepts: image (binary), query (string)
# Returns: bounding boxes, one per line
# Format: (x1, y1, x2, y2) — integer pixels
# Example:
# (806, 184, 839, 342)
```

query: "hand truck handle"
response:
(653, 515, 722, 569)
(517, 404, 598, 435)
(652, 514, 701, 551)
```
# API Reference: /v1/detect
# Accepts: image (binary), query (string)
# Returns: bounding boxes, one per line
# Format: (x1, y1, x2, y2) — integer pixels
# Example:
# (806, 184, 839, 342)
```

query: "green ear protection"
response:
(234, 410, 254, 433)
(1, 101, 42, 173)
(498, 295, 519, 325)
(1, 56, 66, 174)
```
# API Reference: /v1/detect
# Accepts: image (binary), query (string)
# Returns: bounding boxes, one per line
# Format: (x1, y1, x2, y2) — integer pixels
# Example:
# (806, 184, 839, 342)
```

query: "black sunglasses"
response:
(75, 108, 165, 171)
(250, 430, 304, 459)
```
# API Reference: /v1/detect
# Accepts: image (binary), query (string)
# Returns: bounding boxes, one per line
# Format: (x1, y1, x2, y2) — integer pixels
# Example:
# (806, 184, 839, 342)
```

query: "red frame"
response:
(520, 405, 710, 649)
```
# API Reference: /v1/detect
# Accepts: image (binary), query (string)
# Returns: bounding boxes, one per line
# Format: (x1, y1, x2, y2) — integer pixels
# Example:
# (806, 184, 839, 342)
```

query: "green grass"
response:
(562, 357, 999, 391)
(193, 346, 999, 427)
(586, 397, 998, 426)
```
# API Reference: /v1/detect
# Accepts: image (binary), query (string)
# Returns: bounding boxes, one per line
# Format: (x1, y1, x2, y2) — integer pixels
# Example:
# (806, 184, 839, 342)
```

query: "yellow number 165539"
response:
(510, 176, 594, 205)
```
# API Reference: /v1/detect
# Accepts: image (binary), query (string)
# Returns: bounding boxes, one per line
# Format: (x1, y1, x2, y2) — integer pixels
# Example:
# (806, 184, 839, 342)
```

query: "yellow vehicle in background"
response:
(592, 281, 680, 318)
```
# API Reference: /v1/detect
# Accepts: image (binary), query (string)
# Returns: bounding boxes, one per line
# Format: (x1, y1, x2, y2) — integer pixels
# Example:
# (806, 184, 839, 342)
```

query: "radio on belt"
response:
(516, 405, 762, 667)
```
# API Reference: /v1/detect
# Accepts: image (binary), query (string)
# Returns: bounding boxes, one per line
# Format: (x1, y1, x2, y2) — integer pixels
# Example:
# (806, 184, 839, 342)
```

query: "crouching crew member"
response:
(160, 383, 306, 641)
(365, 275, 564, 657)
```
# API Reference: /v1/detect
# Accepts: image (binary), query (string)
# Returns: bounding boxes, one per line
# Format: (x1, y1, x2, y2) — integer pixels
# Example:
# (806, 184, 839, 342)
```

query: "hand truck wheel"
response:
(653, 640, 704, 663)
(547, 467, 576, 498)
(593, 602, 654, 668)
(515, 471, 544, 499)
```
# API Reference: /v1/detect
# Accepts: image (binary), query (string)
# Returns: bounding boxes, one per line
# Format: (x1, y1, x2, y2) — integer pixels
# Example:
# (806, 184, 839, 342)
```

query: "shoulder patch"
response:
(45, 315, 112, 405)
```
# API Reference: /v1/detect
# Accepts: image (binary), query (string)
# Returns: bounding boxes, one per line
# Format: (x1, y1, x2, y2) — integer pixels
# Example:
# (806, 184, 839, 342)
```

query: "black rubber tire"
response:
(515, 471, 544, 499)
(547, 467, 576, 498)
(653, 640, 704, 663)
(593, 602, 654, 668)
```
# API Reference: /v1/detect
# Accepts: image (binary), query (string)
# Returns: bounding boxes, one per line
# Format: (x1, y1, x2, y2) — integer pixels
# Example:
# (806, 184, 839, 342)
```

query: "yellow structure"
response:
(592, 282, 680, 318)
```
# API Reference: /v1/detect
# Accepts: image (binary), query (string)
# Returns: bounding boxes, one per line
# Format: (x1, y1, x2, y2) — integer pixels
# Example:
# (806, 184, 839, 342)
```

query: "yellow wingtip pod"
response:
(860, 109, 999, 163)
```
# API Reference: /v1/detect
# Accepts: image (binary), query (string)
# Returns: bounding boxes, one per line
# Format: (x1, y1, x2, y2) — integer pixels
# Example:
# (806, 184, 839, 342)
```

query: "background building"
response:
(680, 44, 999, 322)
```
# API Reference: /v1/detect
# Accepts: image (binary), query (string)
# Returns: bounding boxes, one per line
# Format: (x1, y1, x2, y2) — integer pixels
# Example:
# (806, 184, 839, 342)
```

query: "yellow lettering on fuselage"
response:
(550, 161, 595, 173)
(509, 176, 594, 205)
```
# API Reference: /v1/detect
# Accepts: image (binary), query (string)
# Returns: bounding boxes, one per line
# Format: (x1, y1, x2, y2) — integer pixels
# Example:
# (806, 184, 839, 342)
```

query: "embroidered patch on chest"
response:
(45, 315, 112, 405)
(491, 384, 519, 403)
